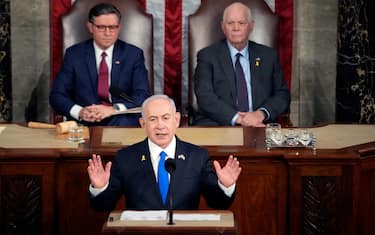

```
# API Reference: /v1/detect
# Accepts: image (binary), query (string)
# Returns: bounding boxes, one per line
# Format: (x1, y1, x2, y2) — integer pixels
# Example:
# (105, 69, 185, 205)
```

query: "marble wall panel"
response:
(10, 0, 50, 122)
(337, 0, 375, 123)
(0, 0, 11, 121)
(292, 0, 337, 126)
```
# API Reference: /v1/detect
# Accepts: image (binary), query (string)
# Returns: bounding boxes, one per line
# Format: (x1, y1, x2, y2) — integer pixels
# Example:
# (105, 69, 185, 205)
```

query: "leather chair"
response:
(52, 0, 153, 123)
(188, 0, 291, 126)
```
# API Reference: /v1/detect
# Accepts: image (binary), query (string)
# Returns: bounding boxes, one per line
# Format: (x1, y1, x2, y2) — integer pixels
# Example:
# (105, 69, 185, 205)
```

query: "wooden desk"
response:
(102, 210, 237, 235)
(0, 124, 374, 235)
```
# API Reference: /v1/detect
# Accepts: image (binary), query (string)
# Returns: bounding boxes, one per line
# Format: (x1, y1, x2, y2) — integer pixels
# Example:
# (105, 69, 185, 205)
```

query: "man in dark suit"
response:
(87, 94, 241, 210)
(50, 3, 150, 126)
(194, 2, 290, 127)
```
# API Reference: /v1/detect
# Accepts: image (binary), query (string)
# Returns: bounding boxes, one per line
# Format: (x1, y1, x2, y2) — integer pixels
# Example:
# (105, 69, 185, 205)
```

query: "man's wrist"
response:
(258, 108, 270, 121)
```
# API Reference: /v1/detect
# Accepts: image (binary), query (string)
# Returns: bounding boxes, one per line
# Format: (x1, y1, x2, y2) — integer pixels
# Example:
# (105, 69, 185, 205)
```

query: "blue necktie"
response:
(235, 53, 249, 111)
(158, 151, 169, 205)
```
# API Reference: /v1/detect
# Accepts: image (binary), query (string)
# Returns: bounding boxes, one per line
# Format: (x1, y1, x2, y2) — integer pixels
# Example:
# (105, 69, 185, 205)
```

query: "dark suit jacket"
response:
(193, 40, 290, 126)
(49, 39, 150, 126)
(90, 137, 235, 211)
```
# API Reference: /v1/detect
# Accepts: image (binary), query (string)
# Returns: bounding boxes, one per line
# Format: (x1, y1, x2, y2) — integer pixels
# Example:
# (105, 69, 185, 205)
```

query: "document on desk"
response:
(174, 213, 221, 221)
(119, 210, 221, 221)
(120, 210, 167, 221)
(112, 107, 142, 115)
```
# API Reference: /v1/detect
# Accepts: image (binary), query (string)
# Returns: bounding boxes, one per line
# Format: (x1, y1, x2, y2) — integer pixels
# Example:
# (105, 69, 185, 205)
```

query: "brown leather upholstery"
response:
(62, 0, 153, 92)
(187, 0, 282, 125)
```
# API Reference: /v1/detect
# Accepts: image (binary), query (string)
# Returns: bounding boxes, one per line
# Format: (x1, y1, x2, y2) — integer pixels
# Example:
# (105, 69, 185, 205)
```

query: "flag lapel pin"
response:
(178, 154, 185, 160)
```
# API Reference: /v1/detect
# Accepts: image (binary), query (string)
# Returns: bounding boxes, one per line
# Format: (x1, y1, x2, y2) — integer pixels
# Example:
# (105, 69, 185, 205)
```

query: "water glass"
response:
(298, 129, 312, 146)
(285, 129, 298, 146)
(265, 123, 281, 139)
(68, 125, 84, 143)
(271, 128, 284, 145)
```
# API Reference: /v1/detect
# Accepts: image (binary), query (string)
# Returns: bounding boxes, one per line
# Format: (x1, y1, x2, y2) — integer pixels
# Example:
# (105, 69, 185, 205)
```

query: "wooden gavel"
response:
(27, 121, 78, 134)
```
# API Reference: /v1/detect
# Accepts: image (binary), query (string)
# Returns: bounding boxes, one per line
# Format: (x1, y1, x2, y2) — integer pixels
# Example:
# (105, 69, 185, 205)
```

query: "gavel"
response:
(27, 121, 78, 134)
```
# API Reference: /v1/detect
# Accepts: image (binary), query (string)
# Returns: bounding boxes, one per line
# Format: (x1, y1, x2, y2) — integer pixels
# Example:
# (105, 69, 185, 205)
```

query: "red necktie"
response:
(235, 53, 249, 111)
(98, 51, 110, 105)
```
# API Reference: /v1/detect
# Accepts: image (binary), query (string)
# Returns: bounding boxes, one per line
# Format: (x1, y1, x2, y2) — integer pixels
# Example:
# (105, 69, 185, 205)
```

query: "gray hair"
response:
(141, 94, 177, 117)
(222, 2, 253, 23)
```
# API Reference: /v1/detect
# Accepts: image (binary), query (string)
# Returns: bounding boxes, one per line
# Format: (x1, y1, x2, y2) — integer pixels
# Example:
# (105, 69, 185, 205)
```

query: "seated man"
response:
(50, 3, 150, 126)
(87, 94, 241, 210)
(193, 2, 290, 127)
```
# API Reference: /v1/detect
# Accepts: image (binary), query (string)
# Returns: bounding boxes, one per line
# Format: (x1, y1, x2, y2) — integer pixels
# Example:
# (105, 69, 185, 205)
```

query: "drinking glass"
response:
(298, 129, 312, 146)
(68, 124, 84, 143)
(265, 123, 281, 139)
(285, 129, 298, 146)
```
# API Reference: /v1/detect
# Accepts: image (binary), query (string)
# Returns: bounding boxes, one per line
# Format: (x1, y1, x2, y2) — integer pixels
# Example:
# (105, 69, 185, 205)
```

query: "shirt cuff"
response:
(231, 113, 239, 126)
(89, 182, 109, 197)
(218, 180, 236, 197)
(113, 103, 127, 111)
(258, 107, 270, 121)
(70, 104, 83, 120)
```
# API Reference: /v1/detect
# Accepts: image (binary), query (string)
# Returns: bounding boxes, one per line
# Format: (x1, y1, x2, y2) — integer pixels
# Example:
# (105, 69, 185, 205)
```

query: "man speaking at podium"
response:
(87, 95, 242, 210)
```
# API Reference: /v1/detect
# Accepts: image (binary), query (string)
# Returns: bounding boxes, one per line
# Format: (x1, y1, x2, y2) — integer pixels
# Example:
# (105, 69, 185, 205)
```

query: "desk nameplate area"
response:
(102, 127, 244, 146)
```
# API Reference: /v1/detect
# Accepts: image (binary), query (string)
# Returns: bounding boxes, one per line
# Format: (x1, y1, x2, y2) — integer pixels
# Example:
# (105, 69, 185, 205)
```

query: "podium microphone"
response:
(165, 158, 176, 225)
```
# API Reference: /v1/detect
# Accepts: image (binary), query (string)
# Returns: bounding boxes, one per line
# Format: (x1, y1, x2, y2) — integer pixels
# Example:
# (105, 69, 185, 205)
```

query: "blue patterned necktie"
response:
(235, 53, 249, 111)
(158, 151, 169, 205)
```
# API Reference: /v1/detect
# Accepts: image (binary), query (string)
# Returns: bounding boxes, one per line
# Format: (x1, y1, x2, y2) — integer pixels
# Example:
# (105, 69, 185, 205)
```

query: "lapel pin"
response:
(178, 154, 185, 160)
(141, 155, 146, 161)
(115, 60, 121, 65)
(255, 58, 261, 67)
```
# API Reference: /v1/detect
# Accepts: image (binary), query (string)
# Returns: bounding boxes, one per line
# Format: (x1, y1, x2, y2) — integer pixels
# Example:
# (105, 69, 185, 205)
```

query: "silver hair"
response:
(141, 94, 177, 117)
(222, 2, 253, 23)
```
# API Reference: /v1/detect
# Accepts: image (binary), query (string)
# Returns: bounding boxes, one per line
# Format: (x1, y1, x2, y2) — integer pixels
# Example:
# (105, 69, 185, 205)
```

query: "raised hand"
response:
(87, 154, 112, 188)
(213, 155, 242, 187)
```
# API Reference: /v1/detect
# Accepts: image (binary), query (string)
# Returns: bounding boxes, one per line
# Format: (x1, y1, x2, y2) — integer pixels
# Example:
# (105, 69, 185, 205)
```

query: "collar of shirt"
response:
(226, 40, 249, 68)
(147, 136, 176, 179)
(93, 42, 114, 71)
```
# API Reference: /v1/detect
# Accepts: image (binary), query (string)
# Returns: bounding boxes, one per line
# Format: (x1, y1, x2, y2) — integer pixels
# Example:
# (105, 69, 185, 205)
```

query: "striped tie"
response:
(235, 53, 249, 111)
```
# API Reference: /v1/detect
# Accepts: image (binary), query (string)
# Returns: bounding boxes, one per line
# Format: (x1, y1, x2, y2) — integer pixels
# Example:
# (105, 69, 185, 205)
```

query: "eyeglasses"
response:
(91, 22, 120, 32)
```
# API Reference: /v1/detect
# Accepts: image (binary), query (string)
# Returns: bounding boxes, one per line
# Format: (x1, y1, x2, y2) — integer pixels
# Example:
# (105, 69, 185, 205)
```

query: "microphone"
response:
(165, 158, 176, 175)
(164, 158, 176, 225)
(109, 85, 137, 105)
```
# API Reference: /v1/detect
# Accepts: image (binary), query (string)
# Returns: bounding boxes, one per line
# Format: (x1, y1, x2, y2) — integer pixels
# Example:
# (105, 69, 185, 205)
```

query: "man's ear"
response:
(139, 118, 145, 127)
(87, 22, 93, 34)
(175, 112, 181, 128)
(248, 21, 254, 34)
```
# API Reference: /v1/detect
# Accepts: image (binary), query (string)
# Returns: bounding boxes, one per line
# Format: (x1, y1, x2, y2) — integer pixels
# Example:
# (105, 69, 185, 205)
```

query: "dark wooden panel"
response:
(289, 162, 360, 235)
(56, 160, 108, 235)
(0, 162, 55, 235)
(359, 158, 375, 235)
(230, 159, 287, 235)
